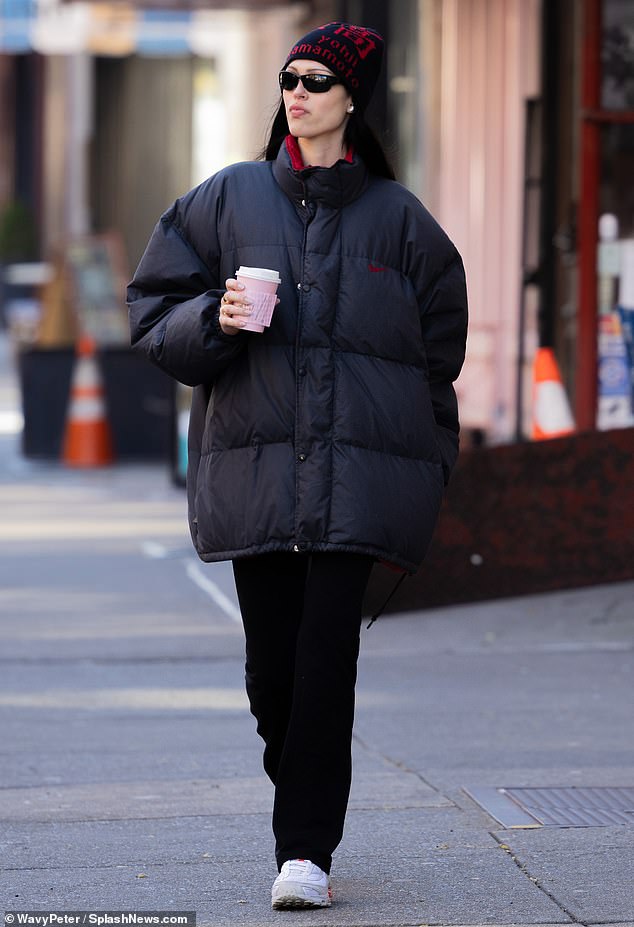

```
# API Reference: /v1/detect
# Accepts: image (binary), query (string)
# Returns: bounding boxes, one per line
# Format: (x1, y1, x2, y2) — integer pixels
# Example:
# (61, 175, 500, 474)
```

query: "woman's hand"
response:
(219, 278, 252, 335)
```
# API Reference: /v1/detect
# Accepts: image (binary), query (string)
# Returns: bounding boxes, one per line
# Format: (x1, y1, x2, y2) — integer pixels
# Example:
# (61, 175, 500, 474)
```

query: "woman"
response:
(128, 21, 467, 910)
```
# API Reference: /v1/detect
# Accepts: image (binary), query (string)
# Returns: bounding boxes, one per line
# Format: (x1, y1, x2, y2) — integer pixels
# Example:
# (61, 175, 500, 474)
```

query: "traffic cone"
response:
(62, 335, 114, 466)
(532, 346, 575, 440)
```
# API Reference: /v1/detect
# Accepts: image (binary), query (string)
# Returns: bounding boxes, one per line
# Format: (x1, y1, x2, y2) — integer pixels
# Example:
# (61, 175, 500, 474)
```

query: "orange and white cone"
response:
(532, 346, 575, 440)
(62, 336, 114, 466)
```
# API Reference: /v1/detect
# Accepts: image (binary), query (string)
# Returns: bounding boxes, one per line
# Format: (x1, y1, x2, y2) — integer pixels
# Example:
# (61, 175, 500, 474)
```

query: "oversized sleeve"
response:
(419, 249, 468, 484)
(127, 196, 245, 387)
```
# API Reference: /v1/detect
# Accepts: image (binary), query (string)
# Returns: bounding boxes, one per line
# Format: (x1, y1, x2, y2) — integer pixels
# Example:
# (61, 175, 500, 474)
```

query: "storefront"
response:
(543, 0, 634, 434)
(342, 0, 633, 443)
(0, 0, 307, 464)
(365, 0, 634, 613)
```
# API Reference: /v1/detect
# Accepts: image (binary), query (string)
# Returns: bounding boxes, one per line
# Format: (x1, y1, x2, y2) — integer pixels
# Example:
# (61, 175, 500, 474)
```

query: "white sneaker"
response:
(271, 858, 332, 909)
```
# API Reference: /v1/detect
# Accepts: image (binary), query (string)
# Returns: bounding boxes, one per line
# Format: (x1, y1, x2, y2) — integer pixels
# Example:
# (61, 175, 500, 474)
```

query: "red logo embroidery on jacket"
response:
(368, 262, 387, 273)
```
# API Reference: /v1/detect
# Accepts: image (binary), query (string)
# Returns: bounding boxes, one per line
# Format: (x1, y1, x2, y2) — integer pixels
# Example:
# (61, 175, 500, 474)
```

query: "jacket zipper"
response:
(293, 193, 314, 550)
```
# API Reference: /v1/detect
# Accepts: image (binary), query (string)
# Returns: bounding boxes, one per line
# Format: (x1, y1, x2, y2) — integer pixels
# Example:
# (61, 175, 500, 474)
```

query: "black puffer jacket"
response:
(128, 139, 467, 572)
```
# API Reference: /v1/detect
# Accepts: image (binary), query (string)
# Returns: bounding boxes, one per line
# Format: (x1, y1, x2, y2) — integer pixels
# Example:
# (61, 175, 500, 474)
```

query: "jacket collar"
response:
(272, 135, 369, 209)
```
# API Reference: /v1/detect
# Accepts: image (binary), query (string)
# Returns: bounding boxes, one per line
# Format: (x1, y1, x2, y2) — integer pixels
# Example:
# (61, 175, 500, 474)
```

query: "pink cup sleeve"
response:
(249, 292, 277, 327)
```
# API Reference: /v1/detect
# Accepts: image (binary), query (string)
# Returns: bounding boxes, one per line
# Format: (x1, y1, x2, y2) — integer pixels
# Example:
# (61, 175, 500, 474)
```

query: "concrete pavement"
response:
(0, 333, 633, 926)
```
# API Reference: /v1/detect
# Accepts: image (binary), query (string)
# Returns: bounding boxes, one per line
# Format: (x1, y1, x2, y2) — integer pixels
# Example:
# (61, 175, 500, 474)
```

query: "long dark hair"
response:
(261, 101, 396, 181)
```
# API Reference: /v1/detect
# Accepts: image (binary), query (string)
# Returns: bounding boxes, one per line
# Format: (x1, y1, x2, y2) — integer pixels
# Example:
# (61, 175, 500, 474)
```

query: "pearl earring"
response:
(347, 104, 354, 114)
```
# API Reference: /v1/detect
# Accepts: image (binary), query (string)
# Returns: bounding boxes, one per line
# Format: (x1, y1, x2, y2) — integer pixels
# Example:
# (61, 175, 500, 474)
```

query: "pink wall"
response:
(438, 0, 541, 441)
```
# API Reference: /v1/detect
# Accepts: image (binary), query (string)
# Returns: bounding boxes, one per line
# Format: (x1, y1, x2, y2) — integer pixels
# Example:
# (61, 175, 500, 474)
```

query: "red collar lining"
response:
(285, 134, 354, 170)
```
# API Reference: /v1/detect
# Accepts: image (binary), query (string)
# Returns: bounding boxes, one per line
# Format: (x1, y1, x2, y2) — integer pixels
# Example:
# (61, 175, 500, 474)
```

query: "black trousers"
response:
(232, 551, 374, 875)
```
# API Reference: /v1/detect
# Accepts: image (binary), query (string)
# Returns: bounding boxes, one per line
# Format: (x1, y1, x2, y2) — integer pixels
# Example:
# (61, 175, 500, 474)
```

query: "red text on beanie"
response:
(283, 22, 384, 112)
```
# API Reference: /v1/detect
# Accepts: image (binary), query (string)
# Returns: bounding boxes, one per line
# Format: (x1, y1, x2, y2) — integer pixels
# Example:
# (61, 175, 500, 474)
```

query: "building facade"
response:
(1, 0, 633, 442)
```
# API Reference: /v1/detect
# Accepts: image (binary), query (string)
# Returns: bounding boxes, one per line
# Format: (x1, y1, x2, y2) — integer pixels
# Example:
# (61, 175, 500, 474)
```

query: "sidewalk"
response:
(0, 333, 633, 926)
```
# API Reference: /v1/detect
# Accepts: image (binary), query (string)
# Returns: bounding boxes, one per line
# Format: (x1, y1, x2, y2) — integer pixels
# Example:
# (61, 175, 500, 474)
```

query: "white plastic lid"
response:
(236, 266, 281, 284)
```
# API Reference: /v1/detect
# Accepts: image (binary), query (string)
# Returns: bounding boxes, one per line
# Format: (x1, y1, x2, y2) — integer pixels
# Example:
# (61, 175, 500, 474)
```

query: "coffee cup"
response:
(235, 266, 281, 333)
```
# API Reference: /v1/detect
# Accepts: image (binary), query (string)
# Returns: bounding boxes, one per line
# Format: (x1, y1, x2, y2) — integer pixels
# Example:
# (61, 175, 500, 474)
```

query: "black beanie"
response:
(283, 22, 384, 112)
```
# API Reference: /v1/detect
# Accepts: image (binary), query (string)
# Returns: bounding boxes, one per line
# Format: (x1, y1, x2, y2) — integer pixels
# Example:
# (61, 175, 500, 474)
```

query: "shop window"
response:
(596, 123, 634, 429)
(577, 0, 634, 430)
(601, 0, 634, 109)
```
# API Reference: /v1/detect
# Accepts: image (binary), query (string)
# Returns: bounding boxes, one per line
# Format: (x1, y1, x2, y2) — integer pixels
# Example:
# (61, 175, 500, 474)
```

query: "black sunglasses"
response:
(278, 70, 342, 94)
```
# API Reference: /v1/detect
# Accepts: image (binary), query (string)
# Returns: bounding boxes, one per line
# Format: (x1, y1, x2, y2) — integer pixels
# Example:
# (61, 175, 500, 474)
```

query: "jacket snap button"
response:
(298, 367, 306, 376)
(302, 284, 311, 292)
(297, 453, 306, 462)
(296, 282, 302, 290)
(293, 543, 306, 553)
